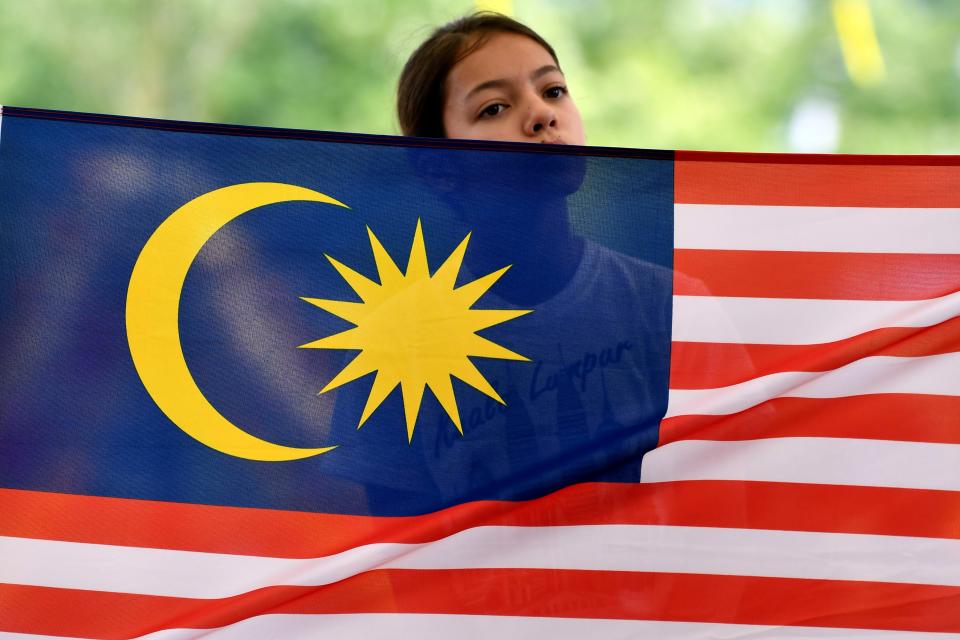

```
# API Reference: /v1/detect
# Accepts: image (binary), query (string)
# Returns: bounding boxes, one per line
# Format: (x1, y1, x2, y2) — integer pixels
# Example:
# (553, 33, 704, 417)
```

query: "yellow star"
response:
(300, 220, 531, 442)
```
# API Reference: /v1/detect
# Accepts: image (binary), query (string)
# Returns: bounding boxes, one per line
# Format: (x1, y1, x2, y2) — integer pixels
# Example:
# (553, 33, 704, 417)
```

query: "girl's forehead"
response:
(447, 32, 558, 92)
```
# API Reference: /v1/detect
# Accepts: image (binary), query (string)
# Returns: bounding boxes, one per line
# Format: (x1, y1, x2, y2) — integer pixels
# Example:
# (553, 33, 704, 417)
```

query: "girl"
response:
(391, 13, 676, 496)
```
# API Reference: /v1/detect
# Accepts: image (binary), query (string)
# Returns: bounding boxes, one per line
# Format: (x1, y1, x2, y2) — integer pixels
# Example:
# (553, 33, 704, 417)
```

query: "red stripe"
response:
(3, 480, 958, 560)
(677, 150, 960, 166)
(675, 157, 960, 207)
(659, 395, 960, 448)
(669, 317, 960, 389)
(674, 249, 960, 301)
(2, 572, 957, 638)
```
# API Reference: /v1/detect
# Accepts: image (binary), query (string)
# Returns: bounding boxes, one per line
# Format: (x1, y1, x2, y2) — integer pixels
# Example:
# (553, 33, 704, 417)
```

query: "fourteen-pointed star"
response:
(299, 220, 531, 442)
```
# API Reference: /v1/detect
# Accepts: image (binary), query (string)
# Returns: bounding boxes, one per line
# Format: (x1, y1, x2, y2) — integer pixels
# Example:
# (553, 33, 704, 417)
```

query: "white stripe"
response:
(115, 613, 960, 640)
(3, 522, 959, 599)
(666, 352, 960, 417)
(3, 618, 958, 640)
(641, 437, 960, 491)
(672, 289, 960, 345)
(675, 204, 960, 253)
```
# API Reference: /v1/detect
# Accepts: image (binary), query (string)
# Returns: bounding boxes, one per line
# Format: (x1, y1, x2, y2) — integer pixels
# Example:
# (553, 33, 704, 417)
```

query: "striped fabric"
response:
(654, 153, 960, 634)
(2, 150, 958, 638)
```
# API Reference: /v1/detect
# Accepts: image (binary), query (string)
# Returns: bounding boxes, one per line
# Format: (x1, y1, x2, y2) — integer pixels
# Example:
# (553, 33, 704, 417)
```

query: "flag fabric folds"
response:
(0, 107, 958, 638)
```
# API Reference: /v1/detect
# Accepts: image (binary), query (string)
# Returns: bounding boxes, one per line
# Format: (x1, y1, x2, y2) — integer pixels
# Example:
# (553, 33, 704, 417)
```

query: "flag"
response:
(0, 106, 957, 638)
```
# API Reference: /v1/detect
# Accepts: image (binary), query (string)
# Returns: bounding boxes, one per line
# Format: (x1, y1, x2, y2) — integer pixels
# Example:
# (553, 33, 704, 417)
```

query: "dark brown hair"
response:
(397, 12, 560, 138)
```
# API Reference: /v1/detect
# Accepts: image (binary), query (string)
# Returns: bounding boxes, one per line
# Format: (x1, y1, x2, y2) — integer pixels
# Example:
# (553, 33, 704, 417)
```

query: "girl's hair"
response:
(397, 12, 560, 138)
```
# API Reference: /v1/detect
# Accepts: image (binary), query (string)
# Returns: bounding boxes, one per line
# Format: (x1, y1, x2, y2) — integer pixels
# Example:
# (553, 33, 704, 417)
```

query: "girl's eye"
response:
(544, 85, 568, 99)
(479, 103, 507, 119)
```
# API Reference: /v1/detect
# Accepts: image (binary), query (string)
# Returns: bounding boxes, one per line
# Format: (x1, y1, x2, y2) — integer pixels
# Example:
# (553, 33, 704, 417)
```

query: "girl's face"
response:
(442, 32, 586, 145)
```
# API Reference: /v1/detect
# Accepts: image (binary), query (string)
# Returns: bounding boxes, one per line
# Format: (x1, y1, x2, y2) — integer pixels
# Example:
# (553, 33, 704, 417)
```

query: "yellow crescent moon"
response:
(126, 182, 348, 461)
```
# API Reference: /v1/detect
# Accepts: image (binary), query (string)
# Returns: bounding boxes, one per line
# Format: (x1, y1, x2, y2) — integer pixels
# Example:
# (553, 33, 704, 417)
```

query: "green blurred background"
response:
(1, 0, 957, 153)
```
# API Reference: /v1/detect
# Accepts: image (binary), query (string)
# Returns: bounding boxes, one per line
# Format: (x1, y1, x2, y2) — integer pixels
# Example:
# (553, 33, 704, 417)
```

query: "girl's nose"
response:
(524, 98, 557, 138)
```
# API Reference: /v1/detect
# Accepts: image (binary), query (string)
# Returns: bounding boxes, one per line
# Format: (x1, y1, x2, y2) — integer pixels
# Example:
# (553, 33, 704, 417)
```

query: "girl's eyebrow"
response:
(464, 64, 562, 102)
(531, 64, 561, 80)
(465, 78, 509, 101)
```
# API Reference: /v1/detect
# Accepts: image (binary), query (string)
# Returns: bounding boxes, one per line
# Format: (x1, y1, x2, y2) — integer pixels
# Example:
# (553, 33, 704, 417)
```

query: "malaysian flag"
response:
(0, 107, 957, 638)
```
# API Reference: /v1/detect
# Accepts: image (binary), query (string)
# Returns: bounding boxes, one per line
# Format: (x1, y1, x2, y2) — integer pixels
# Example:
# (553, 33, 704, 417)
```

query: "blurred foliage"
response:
(1, 0, 958, 153)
